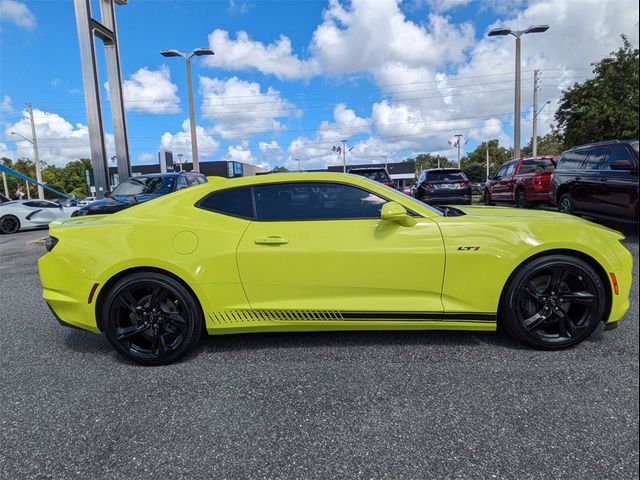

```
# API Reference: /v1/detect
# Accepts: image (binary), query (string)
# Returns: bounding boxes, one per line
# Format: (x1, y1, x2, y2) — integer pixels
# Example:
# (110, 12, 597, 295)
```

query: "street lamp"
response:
(10, 130, 44, 199)
(488, 25, 549, 158)
(160, 48, 215, 172)
(533, 100, 551, 157)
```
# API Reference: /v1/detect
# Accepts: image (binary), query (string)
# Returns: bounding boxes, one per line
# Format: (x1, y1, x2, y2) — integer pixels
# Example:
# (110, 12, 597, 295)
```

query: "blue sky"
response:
(1, 0, 638, 170)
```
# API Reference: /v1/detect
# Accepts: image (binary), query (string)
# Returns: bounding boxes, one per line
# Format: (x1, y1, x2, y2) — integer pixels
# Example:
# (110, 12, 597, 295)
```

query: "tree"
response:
(460, 139, 512, 180)
(404, 153, 454, 173)
(521, 129, 564, 157)
(555, 36, 639, 148)
(269, 165, 289, 173)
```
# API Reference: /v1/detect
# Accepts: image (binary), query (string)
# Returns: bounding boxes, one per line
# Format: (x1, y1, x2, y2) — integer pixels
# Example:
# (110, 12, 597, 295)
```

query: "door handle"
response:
(254, 236, 289, 245)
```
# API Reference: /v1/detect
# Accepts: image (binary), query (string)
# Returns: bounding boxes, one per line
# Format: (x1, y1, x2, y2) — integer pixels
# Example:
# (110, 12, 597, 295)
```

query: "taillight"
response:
(45, 236, 59, 252)
(425, 182, 434, 189)
(383, 181, 395, 187)
(459, 181, 469, 188)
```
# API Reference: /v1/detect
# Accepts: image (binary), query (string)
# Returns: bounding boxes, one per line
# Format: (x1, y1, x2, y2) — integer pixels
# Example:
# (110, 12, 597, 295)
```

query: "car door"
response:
(236, 181, 445, 315)
(494, 163, 515, 201)
(572, 147, 608, 212)
(488, 164, 508, 199)
(22, 201, 61, 226)
(593, 145, 639, 219)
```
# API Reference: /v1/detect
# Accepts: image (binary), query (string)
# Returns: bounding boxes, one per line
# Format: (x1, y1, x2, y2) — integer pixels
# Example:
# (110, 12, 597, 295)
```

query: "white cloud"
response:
(0, 95, 11, 113)
(0, 0, 36, 29)
(109, 66, 180, 114)
(424, 0, 472, 12)
(137, 152, 155, 164)
(223, 143, 255, 164)
(205, 30, 317, 79)
(200, 76, 297, 139)
(3, 108, 114, 166)
(159, 119, 220, 161)
(0, 142, 12, 158)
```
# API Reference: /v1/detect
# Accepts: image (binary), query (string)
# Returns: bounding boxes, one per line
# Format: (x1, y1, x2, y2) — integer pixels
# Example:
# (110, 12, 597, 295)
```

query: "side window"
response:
(23, 201, 40, 208)
(558, 150, 585, 169)
(495, 165, 508, 178)
(197, 187, 253, 219)
(43, 201, 60, 208)
(418, 172, 426, 183)
(604, 146, 636, 169)
(254, 182, 387, 221)
(196, 175, 207, 184)
(505, 163, 516, 177)
(187, 176, 199, 186)
(582, 147, 608, 169)
(518, 160, 536, 175)
(176, 177, 189, 191)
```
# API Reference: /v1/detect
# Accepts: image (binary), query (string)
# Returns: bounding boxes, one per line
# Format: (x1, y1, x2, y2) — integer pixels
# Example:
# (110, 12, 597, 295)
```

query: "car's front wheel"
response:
(101, 272, 204, 365)
(558, 193, 574, 215)
(484, 190, 493, 205)
(0, 215, 20, 234)
(501, 255, 605, 349)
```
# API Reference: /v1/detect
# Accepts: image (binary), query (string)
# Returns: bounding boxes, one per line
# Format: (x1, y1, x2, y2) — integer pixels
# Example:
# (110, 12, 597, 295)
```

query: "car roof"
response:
(348, 167, 388, 171)
(566, 139, 639, 151)
(424, 168, 462, 172)
(127, 172, 204, 179)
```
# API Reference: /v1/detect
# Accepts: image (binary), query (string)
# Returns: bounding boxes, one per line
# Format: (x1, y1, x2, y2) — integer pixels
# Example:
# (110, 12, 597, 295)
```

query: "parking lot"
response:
(0, 222, 638, 480)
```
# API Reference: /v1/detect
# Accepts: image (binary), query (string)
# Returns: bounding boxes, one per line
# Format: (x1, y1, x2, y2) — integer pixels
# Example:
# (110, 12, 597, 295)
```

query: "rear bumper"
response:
(38, 253, 100, 333)
(419, 195, 471, 205)
(526, 191, 552, 202)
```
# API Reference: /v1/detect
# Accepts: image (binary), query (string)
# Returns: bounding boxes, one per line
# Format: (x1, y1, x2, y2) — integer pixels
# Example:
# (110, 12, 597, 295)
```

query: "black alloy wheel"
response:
(0, 215, 20, 234)
(501, 255, 605, 349)
(515, 189, 529, 209)
(558, 193, 574, 215)
(102, 272, 203, 365)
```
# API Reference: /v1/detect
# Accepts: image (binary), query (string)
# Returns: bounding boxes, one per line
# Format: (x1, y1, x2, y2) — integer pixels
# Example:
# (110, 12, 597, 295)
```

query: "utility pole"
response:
(341, 139, 347, 173)
(382, 155, 388, 170)
(486, 144, 490, 181)
(2, 172, 8, 198)
(27, 103, 44, 199)
(532, 69, 539, 157)
(295, 158, 301, 171)
(454, 134, 463, 168)
(177, 153, 184, 172)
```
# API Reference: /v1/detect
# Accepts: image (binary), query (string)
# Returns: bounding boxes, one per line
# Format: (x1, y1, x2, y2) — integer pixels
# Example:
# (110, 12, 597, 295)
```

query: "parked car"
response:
(347, 167, 395, 188)
(72, 172, 207, 216)
(484, 156, 558, 208)
(39, 172, 632, 364)
(0, 192, 10, 203)
(0, 200, 79, 234)
(412, 168, 471, 205)
(550, 140, 639, 222)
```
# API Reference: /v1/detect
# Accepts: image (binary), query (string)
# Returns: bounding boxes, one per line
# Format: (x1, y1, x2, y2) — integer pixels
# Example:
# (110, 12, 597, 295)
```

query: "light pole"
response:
(488, 25, 549, 158)
(161, 48, 215, 172)
(533, 100, 550, 157)
(295, 158, 301, 171)
(11, 130, 44, 199)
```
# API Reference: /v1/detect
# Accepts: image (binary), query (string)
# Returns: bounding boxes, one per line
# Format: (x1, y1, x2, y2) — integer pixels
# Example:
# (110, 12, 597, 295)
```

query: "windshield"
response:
(350, 170, 390, 182)
(111, 177, 168, 196)
(427, 170, 465, 182)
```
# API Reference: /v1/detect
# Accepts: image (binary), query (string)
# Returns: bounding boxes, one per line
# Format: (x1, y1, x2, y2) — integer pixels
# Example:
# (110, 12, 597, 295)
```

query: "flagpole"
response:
(341, 139, 347, 173)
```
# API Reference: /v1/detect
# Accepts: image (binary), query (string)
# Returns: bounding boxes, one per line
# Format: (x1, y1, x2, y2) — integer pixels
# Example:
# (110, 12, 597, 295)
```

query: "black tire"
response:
(515, 188, 529, 209)
(484, 190, 493, 206)
(0, 215, 20, 234)
(500, 254, 605, 350)
(558, 193, 574, 215)
(101, 272, 204, 365)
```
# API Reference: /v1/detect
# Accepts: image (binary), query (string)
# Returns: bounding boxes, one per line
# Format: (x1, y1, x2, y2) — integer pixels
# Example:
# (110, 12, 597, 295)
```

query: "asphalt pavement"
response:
(0, 220, 638, 480)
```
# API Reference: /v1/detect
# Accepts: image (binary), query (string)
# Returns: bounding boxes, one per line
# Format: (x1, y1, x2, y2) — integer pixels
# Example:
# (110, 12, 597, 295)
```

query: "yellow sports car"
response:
(38, 173, 632, 365)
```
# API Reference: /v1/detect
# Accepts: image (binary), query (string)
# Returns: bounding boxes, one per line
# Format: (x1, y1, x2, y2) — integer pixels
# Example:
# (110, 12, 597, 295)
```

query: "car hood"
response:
(453, 205, 624, 238)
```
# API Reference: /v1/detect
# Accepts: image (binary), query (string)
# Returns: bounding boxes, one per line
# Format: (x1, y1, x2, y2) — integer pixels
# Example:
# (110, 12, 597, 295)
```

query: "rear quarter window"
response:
(557, 150, 585, 169)
(197, 187, 254, 219)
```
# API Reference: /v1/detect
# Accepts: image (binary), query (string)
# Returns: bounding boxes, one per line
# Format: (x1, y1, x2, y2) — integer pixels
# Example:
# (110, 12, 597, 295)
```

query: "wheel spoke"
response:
(523, 283, 544, 302)
(149, 287, 169, 308)
(549, 267, 568, 291)
(523, 312, 546, 331)
(162, 312, 186, 326)
(116, 323, 150, 340)
(151, 327, 167, 356)
(118, 291, 140, 314)
(563, 291, 595, 305)
(557, 313, 568, 337)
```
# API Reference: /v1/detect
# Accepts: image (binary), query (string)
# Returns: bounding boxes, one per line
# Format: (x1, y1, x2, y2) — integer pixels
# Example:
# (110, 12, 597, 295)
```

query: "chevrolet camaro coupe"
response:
(38, 173, 632, 365)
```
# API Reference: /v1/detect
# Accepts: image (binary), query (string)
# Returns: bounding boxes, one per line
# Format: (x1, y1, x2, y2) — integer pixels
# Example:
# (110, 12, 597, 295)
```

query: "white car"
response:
(0, 200, 79, 234)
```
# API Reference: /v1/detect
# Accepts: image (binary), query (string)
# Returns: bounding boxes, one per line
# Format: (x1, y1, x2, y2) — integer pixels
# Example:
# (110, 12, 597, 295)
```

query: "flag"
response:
(332, 145, 341, 153)
(348, 146, 354, 152)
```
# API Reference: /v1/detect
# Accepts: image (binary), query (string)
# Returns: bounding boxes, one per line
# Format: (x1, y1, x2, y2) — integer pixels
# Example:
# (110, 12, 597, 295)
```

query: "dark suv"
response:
(73, 172, 207, 216)
(412, 168, 472, 205)
(347, 167, 395, 188)
(551, 140, 639, 222)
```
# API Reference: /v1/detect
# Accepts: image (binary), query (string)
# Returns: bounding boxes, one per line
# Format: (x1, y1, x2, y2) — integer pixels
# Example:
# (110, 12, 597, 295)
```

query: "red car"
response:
(484, 156, 558, 208)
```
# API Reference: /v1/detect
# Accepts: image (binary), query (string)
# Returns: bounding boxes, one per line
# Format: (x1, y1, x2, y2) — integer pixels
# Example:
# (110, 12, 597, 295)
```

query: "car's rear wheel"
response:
(0, 215, 20, 234)
(484, 190, 493, 205)
(558, 193, 574, 215)
(101, 272, 203, 365)
(515, 188, 529, 208)
(501, 255, 605, 349)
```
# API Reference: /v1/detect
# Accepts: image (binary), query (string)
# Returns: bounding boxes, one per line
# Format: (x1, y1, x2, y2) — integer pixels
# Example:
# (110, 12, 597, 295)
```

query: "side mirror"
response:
(381, 202, 417, 227)
(610, 160, 634, 171)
